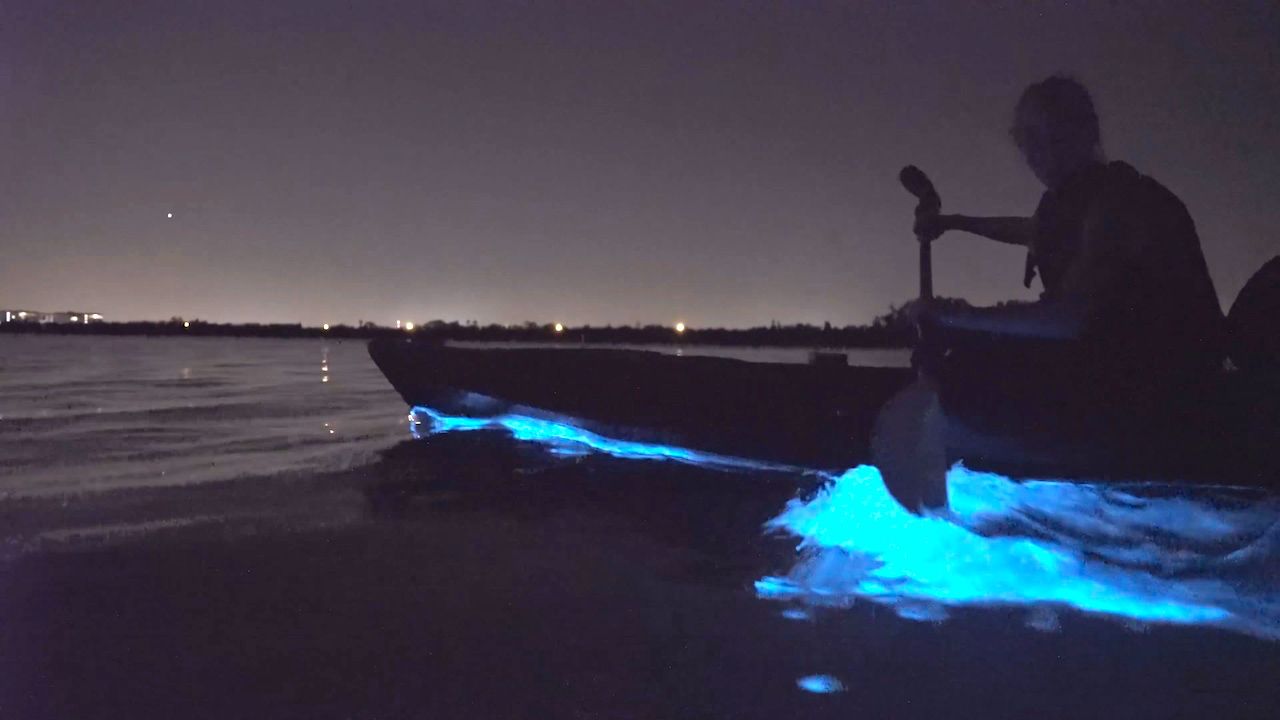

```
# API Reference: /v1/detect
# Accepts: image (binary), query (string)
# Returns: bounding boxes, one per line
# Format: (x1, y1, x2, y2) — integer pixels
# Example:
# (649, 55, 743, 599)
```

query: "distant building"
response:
(2, 309, 104, 324)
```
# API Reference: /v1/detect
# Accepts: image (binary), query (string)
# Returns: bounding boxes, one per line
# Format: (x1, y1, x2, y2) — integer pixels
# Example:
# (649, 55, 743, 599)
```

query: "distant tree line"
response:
(0, 298, 1021, 348)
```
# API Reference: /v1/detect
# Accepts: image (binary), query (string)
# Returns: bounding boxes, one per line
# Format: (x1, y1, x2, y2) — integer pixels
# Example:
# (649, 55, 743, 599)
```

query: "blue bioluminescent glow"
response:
(409, 405, 795, 473)
(780, 607, 813, 621)
(796, 675, 845, 694)
(757, 464, 1280, 639)
(405, 404, 1279, 639)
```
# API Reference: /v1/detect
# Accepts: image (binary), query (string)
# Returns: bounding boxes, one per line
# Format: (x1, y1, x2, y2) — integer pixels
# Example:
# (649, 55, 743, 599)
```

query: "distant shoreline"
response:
(0, 319, 912, 349)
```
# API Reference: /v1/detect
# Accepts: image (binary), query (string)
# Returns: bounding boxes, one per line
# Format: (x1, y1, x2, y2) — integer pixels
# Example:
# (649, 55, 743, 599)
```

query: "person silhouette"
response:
(881, 76, 1226, 513)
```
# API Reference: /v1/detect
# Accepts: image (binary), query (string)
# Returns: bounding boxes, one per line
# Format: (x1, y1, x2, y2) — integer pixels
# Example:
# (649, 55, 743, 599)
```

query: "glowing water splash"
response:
(757, 465, 1280, 639)
(409, 405, 793, 473)
(796, 675, 845, 694)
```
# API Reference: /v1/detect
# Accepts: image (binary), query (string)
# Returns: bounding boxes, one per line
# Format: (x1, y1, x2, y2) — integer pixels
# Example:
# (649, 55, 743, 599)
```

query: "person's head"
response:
(1011, 76, 1103, 188)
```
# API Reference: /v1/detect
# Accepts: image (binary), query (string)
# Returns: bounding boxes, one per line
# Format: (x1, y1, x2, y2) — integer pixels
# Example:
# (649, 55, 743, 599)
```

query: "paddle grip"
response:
(899, 165, 939, 302)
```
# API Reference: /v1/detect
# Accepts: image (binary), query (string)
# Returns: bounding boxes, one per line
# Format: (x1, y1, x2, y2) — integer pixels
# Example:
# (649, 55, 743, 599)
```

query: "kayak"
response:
(368, 338, 1280, 489)
(369, 339, 910, 469)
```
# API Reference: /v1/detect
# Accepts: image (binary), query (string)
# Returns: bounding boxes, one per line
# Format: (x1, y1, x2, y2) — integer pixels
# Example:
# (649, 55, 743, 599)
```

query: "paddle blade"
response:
(871, 377, 949, 514)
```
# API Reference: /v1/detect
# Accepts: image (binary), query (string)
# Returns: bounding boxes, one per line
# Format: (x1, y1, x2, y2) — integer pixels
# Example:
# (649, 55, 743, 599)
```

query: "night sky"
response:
(3, 1, 1277, 327)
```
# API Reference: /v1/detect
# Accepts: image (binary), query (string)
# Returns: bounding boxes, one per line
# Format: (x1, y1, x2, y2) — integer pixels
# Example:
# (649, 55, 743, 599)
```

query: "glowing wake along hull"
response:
(368, 338, 1280, 486)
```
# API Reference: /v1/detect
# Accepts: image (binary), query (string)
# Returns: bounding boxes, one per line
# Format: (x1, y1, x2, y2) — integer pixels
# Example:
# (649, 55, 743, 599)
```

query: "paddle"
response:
(869, 166, 949, 514)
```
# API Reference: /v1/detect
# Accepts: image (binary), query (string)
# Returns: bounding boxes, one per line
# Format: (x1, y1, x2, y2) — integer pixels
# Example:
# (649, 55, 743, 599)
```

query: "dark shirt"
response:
(1030, 161, 1225, 380)
(1027, 161, 1111, 299)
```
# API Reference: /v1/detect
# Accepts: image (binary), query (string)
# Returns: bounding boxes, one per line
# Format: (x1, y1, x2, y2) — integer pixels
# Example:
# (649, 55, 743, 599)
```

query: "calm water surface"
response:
(0, 335, 905, 496)
(0, 335, 405, 496)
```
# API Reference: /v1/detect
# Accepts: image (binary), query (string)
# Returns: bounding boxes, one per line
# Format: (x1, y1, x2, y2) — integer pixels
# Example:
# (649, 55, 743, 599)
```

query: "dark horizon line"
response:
(2, 296, 984, 333)
(0, 316, 925, 349)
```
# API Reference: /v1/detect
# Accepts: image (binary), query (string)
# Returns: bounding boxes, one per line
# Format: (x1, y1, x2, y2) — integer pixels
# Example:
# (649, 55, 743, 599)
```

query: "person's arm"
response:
(916, 213, 1036, 247)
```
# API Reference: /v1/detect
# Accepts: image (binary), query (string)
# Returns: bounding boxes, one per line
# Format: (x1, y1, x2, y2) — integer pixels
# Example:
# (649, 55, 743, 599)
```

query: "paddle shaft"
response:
(919, 237, 933, 301)
(871, 165, 950, 514)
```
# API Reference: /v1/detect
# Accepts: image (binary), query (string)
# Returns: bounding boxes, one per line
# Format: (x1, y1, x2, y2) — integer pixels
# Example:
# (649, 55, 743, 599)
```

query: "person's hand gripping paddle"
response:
(870, 166, 949, 514)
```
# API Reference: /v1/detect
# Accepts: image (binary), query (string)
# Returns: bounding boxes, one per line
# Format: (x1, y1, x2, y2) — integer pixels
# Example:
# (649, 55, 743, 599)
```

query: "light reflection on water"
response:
(412, 405, 1280, 640)
(0, 335, 404, 496)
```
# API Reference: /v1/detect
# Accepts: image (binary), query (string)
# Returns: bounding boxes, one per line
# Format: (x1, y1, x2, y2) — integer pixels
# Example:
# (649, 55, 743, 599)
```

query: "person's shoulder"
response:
(1102, 161, 1186, 211)
(1103, 160, 1141, 182)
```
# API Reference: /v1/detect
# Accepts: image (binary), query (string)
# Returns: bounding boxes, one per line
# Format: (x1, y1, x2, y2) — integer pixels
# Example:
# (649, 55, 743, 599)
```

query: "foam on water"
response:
(757, 465, 1280, 639)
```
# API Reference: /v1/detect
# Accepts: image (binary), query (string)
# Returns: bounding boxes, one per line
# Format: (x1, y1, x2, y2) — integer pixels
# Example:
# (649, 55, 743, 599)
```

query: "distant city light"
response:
(18, 311, 26, 319)
(396, 319, 402, 329)
(675, 322, 686, 333)
(166, 212, 173, 219)
(404, 321, 415, 331)
(70, 316, 79, 322)
(554, 323, 564, 333)
(322, 323, 330, 331)
(183, 321, 190, 328)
